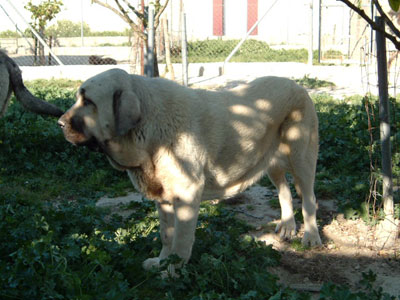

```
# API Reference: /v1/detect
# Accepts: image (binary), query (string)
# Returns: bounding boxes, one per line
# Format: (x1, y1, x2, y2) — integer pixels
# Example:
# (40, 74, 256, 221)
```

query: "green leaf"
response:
(389, 0, 400, 11)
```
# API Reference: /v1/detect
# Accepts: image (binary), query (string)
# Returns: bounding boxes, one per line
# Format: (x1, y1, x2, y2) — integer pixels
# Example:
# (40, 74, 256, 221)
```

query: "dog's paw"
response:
(275, 219, 296, 240)
(160, 264, 179, 279)
(142, 257, 161, 270)
(302, 230, 322, 247)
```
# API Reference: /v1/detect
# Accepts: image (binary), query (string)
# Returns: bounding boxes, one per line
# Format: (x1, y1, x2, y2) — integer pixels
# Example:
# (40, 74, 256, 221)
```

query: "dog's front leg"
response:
(159, 181, 203, 277)
(171, 196, 201, 263)
(142, 201, 175, 270)
(143, 181, 203, 277)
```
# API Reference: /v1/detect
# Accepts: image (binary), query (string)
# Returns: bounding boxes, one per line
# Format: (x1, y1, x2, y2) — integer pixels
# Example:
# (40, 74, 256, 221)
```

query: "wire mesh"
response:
(360, 37, 400, 96)
(360, 36, 400, 221)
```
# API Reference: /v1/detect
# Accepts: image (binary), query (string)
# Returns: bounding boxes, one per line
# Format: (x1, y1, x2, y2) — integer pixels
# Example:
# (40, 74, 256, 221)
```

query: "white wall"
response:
(184, 0, 214, 40)
(224, 0, 247, 37)
(0, 0, 353, 50)
(165, 0, 350, 48)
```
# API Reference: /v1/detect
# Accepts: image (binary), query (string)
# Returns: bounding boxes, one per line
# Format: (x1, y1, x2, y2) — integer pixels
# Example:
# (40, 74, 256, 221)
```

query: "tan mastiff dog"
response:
(58, 68, 322, 272)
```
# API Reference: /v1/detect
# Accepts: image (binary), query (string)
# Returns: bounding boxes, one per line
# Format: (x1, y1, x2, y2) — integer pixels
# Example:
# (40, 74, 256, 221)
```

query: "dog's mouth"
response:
(80, 138, 129, 170)
(69, 133, 130, 171)
(77, 136, 104, 153)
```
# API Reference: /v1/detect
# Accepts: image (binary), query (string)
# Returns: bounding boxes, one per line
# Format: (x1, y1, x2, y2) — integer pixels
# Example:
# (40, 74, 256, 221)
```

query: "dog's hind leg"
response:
(282, 107, 322, 246)
(277, 95, 321, 246)
(291, 159, 322, 247)
(267, 167, 296, 240)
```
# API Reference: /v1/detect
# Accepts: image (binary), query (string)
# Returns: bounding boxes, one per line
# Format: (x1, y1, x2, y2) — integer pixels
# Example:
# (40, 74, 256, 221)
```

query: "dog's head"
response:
(58, 69, 141, 151)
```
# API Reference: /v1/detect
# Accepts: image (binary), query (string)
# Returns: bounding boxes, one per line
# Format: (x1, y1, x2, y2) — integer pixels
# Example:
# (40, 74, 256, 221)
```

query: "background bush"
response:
(314, 94, 400, 218)
(173, 39, 321, 63)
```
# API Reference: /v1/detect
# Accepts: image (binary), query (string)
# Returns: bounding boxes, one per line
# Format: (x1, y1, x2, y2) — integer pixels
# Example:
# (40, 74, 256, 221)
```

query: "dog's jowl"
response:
(59, 68, 322, 274)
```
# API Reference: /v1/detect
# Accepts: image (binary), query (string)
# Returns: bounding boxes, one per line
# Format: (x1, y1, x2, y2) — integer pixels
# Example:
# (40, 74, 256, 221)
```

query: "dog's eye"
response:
(82, 97, 93, 107)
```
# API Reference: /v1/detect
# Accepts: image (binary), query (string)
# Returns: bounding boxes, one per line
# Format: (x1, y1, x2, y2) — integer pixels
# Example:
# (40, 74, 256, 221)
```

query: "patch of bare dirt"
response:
(221, 185, 400, 297)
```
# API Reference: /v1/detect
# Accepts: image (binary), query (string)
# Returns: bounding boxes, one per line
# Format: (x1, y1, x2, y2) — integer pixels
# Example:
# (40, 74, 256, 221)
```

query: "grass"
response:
(268, 198, 280, 209)
(290, 239, 310, 252)
(294, 75, 335, 89)
(0, 78, 399, 299)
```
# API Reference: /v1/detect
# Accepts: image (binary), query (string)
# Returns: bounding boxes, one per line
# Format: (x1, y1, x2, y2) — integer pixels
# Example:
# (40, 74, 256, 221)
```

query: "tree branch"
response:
(338, 0, 400, 51)
(91, 0, 126, 22)
(91, 0, 146, 40)
(372, 0, 400, 38)
(91, 0, 169, 45)
(114, 0, 147, 39)
(154, 0, 169, 29)
(120, 0, 145, 20)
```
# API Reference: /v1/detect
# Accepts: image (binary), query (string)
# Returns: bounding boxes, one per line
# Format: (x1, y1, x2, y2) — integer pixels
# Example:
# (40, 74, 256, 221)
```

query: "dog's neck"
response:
(101, 137, 148, 170)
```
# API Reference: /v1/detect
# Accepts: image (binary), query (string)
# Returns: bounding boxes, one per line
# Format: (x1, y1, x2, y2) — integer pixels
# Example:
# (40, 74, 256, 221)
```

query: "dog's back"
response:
(142, 76, 317, 201)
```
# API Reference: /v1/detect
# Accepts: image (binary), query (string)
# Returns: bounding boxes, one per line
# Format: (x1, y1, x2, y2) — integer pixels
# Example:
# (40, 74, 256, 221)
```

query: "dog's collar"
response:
(105, 153, 130, 171)
(77, 136, 102, 152)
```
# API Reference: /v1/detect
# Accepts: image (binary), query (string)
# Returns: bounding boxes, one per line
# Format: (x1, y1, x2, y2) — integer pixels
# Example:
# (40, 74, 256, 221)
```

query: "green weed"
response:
(290, 238, 310, 252)
(269, 198, 280, 209)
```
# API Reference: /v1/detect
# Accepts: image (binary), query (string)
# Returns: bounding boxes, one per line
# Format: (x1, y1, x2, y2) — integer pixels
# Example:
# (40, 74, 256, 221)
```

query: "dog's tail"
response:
(1, 50, 64, 118)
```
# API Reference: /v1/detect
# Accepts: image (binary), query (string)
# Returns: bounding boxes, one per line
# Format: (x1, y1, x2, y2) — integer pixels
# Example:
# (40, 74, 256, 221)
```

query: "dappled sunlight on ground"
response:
(98, 184, 400, 297)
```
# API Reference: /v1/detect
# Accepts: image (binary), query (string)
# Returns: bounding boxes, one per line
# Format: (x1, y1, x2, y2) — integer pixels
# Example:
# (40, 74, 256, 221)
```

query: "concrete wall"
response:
(0, 37, 131, 55)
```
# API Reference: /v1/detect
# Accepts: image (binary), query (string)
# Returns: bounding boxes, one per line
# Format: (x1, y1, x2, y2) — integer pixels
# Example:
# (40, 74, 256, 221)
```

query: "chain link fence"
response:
(0, 0, 378, 81)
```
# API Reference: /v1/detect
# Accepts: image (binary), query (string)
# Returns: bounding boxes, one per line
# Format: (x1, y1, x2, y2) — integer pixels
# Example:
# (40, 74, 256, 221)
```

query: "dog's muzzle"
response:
(58, 117, 102, 152)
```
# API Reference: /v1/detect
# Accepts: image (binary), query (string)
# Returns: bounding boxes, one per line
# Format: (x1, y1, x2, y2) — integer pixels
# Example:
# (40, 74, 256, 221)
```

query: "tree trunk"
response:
(34, 37, 38, 65)
(130, 33, 140, 74)
(39, 27, 45, 66)
(49, 36, 53, 66)
(375, 16, 398, 249)
(163, 17, 175, 80)
(153, 47, 160, 77)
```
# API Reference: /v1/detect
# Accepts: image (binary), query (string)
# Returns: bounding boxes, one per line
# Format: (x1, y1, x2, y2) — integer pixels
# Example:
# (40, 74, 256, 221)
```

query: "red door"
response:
(213, 0, 258, 36)
(247, 0, 258, 35)
(213, 0, 224, 36)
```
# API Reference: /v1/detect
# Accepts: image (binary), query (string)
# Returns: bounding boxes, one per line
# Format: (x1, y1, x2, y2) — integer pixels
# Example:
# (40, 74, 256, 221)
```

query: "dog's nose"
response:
(58, 119, 66, 128)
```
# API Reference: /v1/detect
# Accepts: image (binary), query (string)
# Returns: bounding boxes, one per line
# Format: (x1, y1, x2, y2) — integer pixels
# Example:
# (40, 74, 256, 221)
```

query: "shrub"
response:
(313, 94, 400, 216)
(0, 30, 20, 38)
(167, 39, 322, 63)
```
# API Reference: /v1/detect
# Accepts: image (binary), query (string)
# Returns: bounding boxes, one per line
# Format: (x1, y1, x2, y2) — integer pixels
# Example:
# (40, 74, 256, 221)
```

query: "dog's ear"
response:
(113, 89, 141, 136)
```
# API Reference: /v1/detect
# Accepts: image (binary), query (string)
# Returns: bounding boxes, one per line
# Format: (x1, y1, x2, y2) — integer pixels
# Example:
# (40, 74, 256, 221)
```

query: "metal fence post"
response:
(375, 16, 394, 219)
(81, 0, 84, 47)
(308, 0, 313, 66)
(145, 4, 155, 78)
(317, 0, 322, 63)
(181, 12, 188, 86)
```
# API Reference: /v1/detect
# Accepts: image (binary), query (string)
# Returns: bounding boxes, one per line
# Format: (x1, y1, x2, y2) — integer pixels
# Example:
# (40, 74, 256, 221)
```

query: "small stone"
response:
(327, 244, 335, 250)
